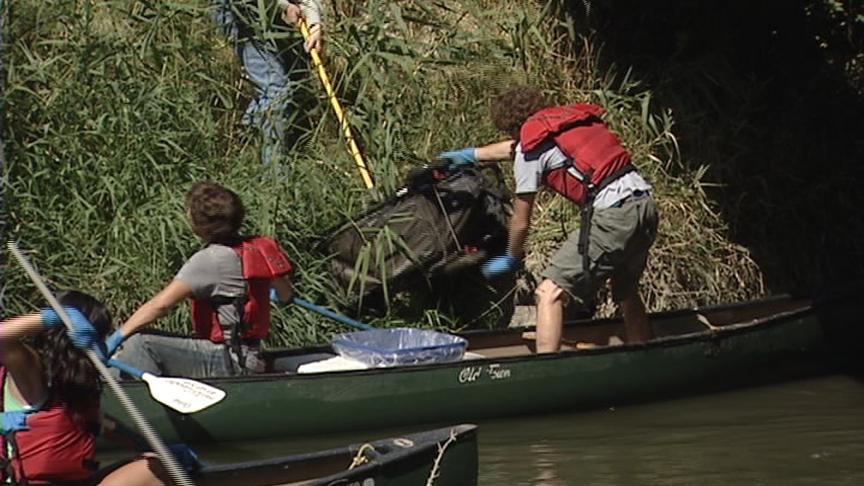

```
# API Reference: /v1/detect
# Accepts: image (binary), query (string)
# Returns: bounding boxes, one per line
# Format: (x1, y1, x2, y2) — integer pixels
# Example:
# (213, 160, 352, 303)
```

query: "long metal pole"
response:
(298, 18, 374, 189)
(7, 242, 195, 486)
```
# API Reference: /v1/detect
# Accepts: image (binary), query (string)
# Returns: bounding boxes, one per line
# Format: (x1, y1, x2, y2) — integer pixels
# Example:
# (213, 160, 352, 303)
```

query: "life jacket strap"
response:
(209, 294, 251, 376)
(0, 430, 27, 485)
(573, 162, 636, 298)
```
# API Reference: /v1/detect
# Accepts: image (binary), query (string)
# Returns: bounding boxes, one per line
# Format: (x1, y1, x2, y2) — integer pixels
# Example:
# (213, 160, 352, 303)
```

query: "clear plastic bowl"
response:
(331, 328, 468, 367)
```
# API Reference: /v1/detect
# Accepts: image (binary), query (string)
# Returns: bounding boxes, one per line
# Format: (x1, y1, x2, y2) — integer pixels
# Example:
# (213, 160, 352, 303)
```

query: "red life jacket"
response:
(191, 236, 293, 343)
(520, 103, 634, 205)
(0, 367, 98, 484)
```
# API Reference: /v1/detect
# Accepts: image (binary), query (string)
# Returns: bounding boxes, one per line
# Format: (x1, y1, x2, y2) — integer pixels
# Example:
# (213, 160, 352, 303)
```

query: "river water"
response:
(184, 374, 864, 485)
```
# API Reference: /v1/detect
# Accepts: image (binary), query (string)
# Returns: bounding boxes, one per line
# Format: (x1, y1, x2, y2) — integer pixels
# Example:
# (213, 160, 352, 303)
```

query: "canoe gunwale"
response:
(155, 297, 820, 387)
(199, 424, 476, 474)
(104, 293, 855, 445)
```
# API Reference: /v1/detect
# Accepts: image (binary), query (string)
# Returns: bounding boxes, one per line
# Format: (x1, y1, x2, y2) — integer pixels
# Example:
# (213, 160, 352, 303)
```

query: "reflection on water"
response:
(100, 375, 864, 485)
(478, 375, 864, 485)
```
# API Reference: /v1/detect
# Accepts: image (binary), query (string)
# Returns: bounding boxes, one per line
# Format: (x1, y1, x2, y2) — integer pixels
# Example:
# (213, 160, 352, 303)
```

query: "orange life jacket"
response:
(520, 103, 634, 205)
(191, 236, 293, 343)
(0, 367, 99, 484)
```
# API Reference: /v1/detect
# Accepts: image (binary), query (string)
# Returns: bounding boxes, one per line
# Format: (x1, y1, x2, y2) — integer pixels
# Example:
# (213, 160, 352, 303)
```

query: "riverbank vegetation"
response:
(3, 1, 860, 345)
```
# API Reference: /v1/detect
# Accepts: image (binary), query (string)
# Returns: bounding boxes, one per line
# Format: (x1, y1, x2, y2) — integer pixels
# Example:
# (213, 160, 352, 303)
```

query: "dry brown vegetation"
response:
(2, 1, 780, 344)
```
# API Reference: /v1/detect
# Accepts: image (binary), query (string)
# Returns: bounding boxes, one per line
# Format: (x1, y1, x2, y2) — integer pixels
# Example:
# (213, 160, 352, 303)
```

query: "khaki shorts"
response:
(540, 193, 658, 308)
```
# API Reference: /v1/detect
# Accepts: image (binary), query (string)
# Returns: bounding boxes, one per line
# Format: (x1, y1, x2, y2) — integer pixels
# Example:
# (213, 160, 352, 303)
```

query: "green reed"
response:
(2, 0, 763, 346)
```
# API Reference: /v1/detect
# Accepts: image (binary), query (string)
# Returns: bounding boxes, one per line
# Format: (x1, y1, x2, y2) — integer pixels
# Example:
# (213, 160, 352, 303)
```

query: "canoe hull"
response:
(102, 296, 858, 443)
(197, 424, 478, 486)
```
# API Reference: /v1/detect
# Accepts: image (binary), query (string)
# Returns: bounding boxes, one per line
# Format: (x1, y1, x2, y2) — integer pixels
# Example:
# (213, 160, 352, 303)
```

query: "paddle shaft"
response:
(298, 17, 374, 190)
(7, 243, 195, 486)
(108, 359, 147, 379)
(293, 298, 374, 331)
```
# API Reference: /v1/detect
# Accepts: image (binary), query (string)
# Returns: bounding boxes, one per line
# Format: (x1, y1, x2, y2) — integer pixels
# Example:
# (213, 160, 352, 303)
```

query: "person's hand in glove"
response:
(438, 148, 477, 170)
(482, 253, 521, 278)
(104, 329, 126, 358)
(169, 443, 202, 474)
(1, 411, 30, 434)
(41, 307, 98, 350)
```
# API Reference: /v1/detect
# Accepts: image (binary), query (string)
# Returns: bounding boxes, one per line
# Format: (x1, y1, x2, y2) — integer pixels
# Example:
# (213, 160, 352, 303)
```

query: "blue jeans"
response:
(112, 332, 265, 378)
(214, 1, 301, 165)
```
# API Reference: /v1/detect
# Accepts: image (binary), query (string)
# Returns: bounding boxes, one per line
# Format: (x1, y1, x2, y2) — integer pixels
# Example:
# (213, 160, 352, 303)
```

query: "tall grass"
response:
(3, 0, 763, 346)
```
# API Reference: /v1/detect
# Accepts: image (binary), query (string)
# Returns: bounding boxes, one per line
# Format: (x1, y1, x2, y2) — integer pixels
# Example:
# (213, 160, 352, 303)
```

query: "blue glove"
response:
(169, 443, 202, 474)
(270, 287, 283, 304)
(104, 329, 126, 358)
(1, 411, 30, 434)
(41, 307, 98, 350)
(482, 254, 521, 278)
(438, 148, 477, 170)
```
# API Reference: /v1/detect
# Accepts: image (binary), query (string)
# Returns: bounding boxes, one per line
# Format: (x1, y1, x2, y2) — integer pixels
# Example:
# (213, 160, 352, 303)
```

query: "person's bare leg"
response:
(620, 291, 653, 343)
(535, 279, 566, 353)
(98, 456, 167, 486)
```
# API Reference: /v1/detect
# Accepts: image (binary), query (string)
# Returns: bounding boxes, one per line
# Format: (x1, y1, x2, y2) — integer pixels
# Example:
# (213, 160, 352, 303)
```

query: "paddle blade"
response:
(141, 374, 226, 414)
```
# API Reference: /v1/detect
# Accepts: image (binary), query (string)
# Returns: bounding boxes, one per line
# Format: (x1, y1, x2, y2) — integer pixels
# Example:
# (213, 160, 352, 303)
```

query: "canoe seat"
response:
(297, 355, 369, 374)
(696, 313, 719, 330)
(271, 353, 338, 373)
(520, 331, 623, 352)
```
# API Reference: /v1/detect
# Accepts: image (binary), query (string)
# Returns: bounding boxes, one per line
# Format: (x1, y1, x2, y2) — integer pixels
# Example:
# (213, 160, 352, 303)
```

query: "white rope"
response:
(7, 242, 195, 486)
(425, 428, 458, 486)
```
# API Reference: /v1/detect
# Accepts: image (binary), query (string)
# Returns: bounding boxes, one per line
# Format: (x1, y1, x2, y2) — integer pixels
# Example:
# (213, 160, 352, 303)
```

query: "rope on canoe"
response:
(348, 443, 376, 470)
(425, 428, 458, 486)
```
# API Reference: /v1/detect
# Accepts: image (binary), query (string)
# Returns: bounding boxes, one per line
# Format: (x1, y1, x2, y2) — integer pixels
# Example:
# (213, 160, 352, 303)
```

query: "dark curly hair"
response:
(490, 85, 550, 140)
(185, 181, 246, 245)
(31, 290, 112, 414)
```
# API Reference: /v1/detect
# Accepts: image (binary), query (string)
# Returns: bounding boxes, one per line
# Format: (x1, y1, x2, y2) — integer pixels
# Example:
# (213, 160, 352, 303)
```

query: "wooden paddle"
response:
(108, 359, 225, 414)
(7, 242, 196, 486)
(292, 298, 374, 331)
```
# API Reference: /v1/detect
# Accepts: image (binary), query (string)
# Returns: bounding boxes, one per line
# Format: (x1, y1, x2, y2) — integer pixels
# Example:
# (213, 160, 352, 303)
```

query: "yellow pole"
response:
(298, 18, 374, 189)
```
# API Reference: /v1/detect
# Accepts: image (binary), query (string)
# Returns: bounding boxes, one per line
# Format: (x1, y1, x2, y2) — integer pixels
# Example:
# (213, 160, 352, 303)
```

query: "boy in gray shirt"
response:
(107, 181, 294, 377)
(440, 86, 658, 351)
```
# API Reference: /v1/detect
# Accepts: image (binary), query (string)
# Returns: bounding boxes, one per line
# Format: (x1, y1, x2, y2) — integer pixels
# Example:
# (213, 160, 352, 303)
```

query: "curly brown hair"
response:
(185, 181, 245, 244)
(490, 85, 550, 140)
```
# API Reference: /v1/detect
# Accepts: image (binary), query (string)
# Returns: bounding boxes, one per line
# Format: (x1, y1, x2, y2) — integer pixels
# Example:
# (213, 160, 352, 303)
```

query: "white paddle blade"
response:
(141, 374, 226, 414)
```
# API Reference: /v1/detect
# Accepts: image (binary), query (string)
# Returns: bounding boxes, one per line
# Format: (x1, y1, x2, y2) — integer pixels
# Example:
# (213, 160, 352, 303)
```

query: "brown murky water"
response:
(177, 374, 864, 485)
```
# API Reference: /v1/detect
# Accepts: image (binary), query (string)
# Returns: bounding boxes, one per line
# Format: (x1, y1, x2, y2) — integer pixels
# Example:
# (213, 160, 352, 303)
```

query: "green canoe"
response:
(103, 294, 861, 444)
(195, 424, 477, 486)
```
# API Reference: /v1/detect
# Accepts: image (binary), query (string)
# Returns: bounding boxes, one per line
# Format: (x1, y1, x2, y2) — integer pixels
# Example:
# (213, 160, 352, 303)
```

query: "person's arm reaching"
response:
(475, 140, 516, 161)
(483, 192, 535, 278)
(279, 0, 324, 52)
(439, 140, 516, 169)
(114, 280, 193, 342)
(507, 193, 535, 258)
(1, 309, 99, 402)
(271, 275, 294, 303)
(0, 314, 49, 399)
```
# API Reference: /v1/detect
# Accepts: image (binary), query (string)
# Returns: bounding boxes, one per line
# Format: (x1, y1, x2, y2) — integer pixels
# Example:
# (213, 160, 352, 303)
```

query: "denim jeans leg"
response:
(113, 333, 235, 378)
(240, 40, 294, 165)
(212, 0, 239, 39)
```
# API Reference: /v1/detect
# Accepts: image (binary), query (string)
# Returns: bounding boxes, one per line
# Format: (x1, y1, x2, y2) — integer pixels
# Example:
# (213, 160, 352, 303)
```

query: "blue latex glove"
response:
(270, 287, 281, 304)
(41, 307, 98, 350)
(104, 329, 126, 358)
(1, 411, 30, 434)
(169, 443, 202, 474)
(482, 254, 521, 278)
(438, 148, 477, 170)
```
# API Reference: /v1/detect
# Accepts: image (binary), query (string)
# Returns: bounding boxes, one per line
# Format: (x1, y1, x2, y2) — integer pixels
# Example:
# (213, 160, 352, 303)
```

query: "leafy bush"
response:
(3, 0, 764, 346)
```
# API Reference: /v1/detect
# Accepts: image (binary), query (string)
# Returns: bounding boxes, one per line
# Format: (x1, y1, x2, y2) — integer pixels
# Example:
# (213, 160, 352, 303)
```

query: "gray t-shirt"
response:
(175, 244, 246, 329)
(513, 141, 651, 209)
